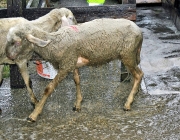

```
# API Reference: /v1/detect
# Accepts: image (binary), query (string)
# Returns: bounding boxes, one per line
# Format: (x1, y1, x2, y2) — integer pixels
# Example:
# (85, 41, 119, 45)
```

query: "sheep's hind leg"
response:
(73, 57, 89, 111)
(123, 65, 143, 111)
(73, 69, 83, 112)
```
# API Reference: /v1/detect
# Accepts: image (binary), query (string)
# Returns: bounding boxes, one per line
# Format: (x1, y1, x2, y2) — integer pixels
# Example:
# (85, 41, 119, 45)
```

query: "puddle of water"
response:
(150, 24, 175, 34)
(159, 34, 180, 40)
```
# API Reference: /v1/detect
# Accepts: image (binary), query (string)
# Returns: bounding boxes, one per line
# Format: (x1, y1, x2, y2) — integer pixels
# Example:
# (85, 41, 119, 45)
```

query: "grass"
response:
(3, 65, 10, 78)
(0, 0, 6, 8)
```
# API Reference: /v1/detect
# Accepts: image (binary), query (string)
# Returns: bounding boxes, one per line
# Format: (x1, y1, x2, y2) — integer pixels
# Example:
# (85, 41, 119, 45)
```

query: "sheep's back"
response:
(0, 17, 28, 30)
(33, 18, 143, 66)
(70, 18, 142, 65)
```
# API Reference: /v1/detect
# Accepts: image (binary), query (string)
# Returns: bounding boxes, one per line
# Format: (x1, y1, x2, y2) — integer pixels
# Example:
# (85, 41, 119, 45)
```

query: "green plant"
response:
(0, 0, 7, 8)
(3, 65, 10, 78)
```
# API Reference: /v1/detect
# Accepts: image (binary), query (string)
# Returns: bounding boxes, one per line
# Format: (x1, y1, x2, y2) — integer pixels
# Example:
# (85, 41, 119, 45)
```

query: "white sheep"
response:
(0, 17, 28, 86)
(6, 18, 144, 122)
(0, 8, 77, 106)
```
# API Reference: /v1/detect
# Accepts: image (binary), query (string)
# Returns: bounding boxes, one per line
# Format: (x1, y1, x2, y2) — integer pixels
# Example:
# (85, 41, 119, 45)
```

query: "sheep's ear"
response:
(61, 15, 70, 27)
(26, 34, 51, 47)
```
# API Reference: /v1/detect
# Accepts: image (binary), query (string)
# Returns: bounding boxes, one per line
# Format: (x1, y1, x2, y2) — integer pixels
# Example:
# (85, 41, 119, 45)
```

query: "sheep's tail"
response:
(136, 35, 143, 65)
(136, 46, 141, 65)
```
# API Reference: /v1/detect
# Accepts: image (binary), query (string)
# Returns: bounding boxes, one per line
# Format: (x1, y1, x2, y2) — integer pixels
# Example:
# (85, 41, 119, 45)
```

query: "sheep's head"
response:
(61, 8, 77, 26)
(52, 8, 77, 31)
(6, 26, 25, 60)
(6, 24, 50, 61)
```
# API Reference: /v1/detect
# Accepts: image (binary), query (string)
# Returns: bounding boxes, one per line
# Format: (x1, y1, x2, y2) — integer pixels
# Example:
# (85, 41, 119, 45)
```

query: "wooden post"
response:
(7, 0, 27, 88)
(7, 0, 26, 17)
(10, 65, 26, 89)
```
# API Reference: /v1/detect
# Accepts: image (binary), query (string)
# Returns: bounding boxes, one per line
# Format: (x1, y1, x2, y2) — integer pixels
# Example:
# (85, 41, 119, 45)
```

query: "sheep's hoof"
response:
(27, 117, 36, 123)
(72, 106, 81, 112)
(123, 107, 131, 111)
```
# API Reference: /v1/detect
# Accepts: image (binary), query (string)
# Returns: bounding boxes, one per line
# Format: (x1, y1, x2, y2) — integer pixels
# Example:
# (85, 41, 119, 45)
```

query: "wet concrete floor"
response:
(0, 6, 180, 140)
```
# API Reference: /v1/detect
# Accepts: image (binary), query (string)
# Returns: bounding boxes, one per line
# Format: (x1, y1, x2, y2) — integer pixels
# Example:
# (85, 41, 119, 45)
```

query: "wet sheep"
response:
(6, 18, 144, 122)
(0, 8, 77, 106)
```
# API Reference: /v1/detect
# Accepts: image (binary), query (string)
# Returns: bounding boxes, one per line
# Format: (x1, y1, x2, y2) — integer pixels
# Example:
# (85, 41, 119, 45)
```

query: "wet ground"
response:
(0, 5, 180, 140)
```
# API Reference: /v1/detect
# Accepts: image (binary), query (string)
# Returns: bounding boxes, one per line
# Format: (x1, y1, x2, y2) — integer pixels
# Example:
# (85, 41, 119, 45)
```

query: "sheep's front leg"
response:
(73, 68, 83, 112)
(16, 59, 38, 106)
(27, 69, 69, 122)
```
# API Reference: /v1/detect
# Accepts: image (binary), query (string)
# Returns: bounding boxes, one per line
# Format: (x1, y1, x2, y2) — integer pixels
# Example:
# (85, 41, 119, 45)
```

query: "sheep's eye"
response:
(68, 17, 73, 20)
(11, 42, 14, 45)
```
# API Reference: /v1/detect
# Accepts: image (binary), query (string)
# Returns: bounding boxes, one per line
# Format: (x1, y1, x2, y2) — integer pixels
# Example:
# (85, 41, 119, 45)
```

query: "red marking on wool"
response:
(69, 25, 79, 32)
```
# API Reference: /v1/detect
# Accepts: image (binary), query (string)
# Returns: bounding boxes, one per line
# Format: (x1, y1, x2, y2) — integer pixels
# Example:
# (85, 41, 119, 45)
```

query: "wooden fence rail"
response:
(1, 1, 136, 22)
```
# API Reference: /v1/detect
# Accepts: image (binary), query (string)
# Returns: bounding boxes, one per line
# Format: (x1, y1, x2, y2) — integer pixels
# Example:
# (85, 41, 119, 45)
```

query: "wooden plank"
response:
(23, 4, 136, 22)
(136, 0, 162, 4)
(70, 4, 136, 22)
(128, 0, 136, 4)
(6, 0, 26, 17)
(122, 0, 136, 4)
(7, 0, 13, 17)
(0, 9, 8, 18)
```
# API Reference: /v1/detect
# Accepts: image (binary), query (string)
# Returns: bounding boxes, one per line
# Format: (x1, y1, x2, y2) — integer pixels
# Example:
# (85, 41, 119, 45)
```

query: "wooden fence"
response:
(0, 0, 136, 21)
